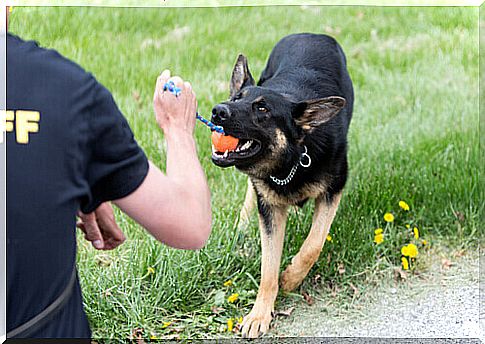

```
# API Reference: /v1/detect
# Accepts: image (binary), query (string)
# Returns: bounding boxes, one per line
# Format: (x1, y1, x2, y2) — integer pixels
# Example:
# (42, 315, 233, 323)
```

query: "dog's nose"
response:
(212, 104, 231, 122)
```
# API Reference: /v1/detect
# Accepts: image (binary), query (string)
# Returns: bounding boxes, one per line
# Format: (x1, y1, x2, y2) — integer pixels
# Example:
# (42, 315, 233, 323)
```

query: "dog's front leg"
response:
(280, 192, 342, 292)
(241, 199, 288, 338)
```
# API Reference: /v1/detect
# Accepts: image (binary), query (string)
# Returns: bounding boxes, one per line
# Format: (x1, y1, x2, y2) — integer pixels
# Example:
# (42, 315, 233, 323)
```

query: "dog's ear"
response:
(230, 54, 255, 98)
(293, 96, 346, 131)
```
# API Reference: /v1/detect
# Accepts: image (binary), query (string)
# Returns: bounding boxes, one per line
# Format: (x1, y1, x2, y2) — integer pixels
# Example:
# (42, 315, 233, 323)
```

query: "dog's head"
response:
(211, 54, 346, 176)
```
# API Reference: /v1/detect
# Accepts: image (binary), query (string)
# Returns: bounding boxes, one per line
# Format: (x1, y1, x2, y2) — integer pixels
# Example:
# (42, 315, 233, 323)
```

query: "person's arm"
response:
(113, 71, 211, 249)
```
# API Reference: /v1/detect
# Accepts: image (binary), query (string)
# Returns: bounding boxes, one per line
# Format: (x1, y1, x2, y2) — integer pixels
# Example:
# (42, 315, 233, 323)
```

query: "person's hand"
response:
(77, 202, 126, 250)
(153, 70, 197, 137)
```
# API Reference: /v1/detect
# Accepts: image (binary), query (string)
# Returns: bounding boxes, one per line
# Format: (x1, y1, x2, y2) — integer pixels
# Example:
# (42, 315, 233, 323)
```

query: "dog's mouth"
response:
(211, 137, 262, 167)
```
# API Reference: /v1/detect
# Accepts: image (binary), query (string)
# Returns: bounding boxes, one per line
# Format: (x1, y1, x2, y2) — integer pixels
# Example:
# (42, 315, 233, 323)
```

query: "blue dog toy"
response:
(163, 80, 182, 96)
(163, 81, 225, 134)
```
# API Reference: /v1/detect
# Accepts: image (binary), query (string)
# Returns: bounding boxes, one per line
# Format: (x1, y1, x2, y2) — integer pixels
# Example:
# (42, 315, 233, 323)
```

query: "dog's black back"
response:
(259, 33, 353, 131)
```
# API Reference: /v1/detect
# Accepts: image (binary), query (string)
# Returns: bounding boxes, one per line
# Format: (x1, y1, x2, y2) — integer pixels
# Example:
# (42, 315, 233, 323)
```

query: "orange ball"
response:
(211, 132, 239, 152)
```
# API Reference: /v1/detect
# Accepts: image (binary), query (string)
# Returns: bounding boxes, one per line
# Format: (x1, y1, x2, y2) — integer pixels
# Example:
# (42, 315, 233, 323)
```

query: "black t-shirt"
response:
(6, 33, 149, 338)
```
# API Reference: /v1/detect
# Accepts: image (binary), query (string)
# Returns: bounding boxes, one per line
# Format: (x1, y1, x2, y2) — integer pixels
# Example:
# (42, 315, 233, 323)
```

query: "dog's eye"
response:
(257, 106, 268, 112)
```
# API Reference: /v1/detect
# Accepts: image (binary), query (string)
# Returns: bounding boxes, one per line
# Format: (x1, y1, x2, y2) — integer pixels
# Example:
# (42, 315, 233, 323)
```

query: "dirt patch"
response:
(270, 247, 482, 340)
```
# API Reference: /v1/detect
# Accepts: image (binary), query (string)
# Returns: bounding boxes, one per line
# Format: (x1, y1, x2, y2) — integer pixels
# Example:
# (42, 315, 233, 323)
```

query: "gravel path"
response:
(272, 249, 483, 341)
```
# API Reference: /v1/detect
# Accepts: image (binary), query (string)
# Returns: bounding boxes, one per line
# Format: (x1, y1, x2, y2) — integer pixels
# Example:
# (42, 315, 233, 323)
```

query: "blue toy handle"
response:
(163, 80, 182, 96)
(163, 81, 225, 135)
(196, 113, 225, 134)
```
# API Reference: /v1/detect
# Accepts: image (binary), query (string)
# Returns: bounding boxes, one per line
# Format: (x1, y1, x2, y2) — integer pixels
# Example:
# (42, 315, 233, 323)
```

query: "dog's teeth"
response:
(241, 140, 253, 151)
(223, 150, 229, 158)
(212, 145, 216, 154)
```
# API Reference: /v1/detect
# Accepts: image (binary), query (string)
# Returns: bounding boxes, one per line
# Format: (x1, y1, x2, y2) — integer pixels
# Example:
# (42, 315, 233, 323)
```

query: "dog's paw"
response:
(241, 307, 273, 338)
(280, 265, 304, 292)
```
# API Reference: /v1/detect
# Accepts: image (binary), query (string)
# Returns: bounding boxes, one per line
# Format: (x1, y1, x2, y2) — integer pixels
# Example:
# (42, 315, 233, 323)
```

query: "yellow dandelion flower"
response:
(227, 318, 234, 332)
(399, 201, 410, 211)
(413, 227, 419, 239)
(162, 321, 172, 328)
(401, 257, 409, 270)
(227, 293, 239, 303)
(405, 224, 410, 229)
(223, 279, 233, 287)
(406, 243, 418, 258)
(237, 316, 243, 324)
(384, 213, 394, 223)
(374, 228, 383, 235)
(147, 267, 155, 275)
(9, 7, 13, 13)
(422, 239, 427, 246)
(401, 243, 418, 258)
(374, 233, 384, 244)
(150, 335, 158, 340)
(326, 234, 332, 242)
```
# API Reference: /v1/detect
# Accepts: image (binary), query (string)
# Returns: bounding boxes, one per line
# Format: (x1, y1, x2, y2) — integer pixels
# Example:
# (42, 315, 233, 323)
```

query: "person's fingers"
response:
(168, 76, 184, 87)
(76, 220, 85, 230)
(76, 222, 88, 241)
(181, 81, 193, 100)
(184, 82, 193, 98)
(188, 85, 197, 111)
(160, 69, 171, 82)
(154, 70, 172, 101)
(102, 235, 125, 250)
(78, 212, 104, 249)
(157, 70, 171, 86)
(100, 223, 126, 242)
(191, 98, 199, 117)
(158, 70, 171, 90)
(97, 204, 125, 242)
(95, 203, 126, 250)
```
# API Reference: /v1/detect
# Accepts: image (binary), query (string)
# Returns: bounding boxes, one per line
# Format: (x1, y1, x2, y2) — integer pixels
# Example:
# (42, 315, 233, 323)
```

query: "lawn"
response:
(9, 5, 482, 340)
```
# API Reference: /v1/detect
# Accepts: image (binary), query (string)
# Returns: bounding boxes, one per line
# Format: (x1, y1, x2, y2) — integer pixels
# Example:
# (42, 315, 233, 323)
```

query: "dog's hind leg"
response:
(241, 200, 288, 338)
(280, 192, 342, 292)
(237, 178, 256, 230)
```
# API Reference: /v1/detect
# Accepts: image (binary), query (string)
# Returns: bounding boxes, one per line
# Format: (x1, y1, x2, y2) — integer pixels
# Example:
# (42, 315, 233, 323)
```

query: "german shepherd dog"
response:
(211, 33, 353, 338)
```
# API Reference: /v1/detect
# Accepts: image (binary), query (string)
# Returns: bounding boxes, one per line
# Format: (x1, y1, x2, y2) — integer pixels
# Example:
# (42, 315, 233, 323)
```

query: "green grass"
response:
(9, 5, 482, 340)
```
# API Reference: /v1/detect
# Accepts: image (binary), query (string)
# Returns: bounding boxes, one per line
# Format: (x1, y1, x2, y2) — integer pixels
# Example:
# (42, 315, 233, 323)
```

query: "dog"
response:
(211, 33, 354, 338)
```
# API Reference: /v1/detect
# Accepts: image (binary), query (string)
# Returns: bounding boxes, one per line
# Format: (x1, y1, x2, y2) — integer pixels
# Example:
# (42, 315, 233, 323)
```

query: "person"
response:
(5, 7, 212, 338)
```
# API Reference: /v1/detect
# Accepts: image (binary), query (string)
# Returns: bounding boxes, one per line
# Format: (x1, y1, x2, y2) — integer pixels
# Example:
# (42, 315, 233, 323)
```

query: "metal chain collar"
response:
(269, 146, 312, 186)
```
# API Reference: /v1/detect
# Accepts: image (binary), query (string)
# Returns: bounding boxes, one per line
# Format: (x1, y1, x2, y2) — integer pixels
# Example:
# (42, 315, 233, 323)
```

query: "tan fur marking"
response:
(252, 178, 330, 207)
(241, 205, 288, 338)
(244, 128, 288, 178)
(274, 128, 287, 151)
(238, 178, 256, 229)
(280, 192, 342, 292)
(302, 124, 312, 131)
